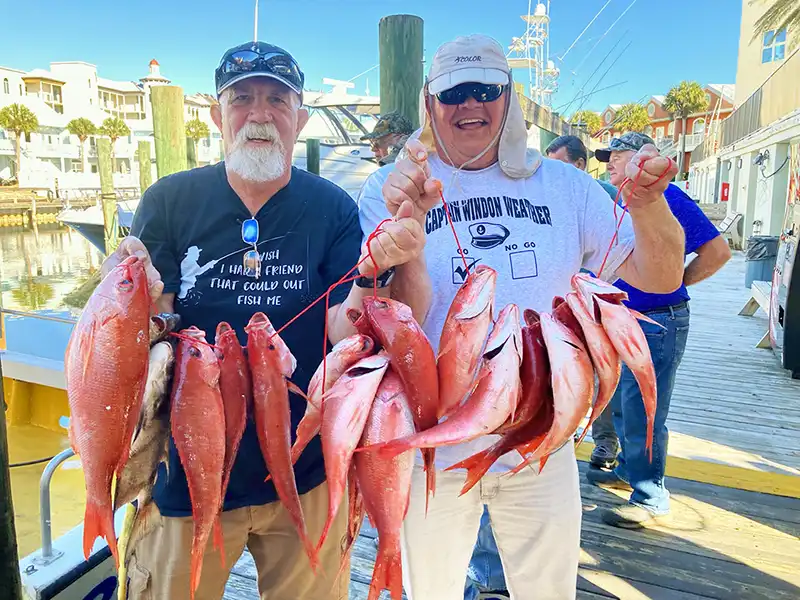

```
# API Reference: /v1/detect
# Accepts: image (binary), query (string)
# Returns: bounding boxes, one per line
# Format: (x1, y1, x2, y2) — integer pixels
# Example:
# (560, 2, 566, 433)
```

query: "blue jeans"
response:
(611, 303, 690, 514)
(464, 507, 507, 599)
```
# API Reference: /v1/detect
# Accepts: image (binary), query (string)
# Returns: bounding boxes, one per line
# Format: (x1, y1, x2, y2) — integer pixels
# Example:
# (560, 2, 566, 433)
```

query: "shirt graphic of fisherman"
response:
(179, 246, 218, 305)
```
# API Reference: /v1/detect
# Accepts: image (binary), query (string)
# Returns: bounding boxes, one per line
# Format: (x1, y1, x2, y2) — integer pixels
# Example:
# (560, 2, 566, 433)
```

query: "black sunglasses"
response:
(216, 46, 304, 95)
(436, 83, 506, 106)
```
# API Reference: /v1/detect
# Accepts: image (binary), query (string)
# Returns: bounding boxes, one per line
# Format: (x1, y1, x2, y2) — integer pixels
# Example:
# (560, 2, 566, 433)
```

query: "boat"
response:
(57, 89, 382, 254)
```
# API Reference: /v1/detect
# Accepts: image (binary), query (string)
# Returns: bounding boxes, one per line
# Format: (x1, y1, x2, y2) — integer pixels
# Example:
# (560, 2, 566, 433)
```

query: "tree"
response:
(185, 118, 210, 164)
(751, 0, 800, 45)
(0, 104, 39, 178)
(570, 110, 603, 135)
(66, 118, 97, 173)
(614, 103, 650, 133)
(663, 80, 708, 177)
(98, 117, 131, 170)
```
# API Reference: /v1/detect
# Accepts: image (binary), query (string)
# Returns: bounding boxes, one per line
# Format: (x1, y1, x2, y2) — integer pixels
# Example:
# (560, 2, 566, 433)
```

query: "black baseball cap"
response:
(594, 132, 655, 163)
(215, 41, 305, 98)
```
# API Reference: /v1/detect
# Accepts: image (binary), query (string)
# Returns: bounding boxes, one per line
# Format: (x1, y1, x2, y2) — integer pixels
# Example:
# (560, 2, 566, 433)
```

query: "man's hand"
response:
(102, 236, 164, 302)
(383, 138, 442, 225)
(621, 143, 678, 209)
(358, 200, 426, 277)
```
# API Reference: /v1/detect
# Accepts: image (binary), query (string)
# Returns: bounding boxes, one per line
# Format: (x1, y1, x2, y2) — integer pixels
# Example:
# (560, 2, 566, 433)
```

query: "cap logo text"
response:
(455, 56, 482, 63)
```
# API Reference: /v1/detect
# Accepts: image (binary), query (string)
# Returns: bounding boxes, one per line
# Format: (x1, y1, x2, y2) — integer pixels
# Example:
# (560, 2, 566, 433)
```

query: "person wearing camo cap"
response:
(361, 111, 414, 165)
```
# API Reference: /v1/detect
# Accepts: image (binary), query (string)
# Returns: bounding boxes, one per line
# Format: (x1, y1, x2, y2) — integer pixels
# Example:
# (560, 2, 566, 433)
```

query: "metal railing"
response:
(0, 307, 77, 325)
(722, 46, 800, 147)
(33, 448, 75, 565)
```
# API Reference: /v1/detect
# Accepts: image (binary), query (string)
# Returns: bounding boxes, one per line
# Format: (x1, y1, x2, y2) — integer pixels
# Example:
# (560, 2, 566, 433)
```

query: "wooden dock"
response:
(219, 251, 800, 600)
(221, 462, 800, 600)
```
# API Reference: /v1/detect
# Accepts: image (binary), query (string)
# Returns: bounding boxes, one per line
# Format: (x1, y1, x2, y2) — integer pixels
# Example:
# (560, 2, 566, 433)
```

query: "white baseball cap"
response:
(426, 34, 511, 95)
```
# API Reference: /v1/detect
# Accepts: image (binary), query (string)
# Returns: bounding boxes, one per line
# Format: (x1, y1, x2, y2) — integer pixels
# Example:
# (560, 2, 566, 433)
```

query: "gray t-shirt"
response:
(357, 155, 635, 472)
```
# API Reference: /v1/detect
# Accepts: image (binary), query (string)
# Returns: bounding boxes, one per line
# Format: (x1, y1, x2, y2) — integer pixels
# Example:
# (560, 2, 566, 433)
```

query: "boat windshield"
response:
(298, 104, 381, 146)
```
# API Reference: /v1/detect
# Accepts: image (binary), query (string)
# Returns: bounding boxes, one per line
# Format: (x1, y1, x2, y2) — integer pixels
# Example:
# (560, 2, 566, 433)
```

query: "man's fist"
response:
(383, 138, 442, 226)
(102, 236, 163, 302)
(358, 200, 426, 277)
(622, 143, 678, 208)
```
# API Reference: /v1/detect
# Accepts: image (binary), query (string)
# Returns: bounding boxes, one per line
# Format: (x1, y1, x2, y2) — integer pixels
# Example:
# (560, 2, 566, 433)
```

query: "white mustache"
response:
(235, 122, 280, 146)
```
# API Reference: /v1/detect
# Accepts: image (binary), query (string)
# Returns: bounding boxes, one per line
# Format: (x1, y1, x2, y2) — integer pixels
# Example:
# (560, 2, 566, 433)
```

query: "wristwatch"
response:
(355, 266, 395, 289)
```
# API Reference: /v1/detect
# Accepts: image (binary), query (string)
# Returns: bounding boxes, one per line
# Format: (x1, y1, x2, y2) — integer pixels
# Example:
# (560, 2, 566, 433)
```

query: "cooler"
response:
(770, 201, 800, 379)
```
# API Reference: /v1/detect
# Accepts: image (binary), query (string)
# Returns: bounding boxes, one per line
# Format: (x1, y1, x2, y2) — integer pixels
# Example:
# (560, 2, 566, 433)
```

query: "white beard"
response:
(225, 122, 288, 183)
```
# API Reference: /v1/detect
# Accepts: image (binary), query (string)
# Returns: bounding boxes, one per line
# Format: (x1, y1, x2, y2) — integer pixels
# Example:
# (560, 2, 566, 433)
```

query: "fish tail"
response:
(83, 496, 119, 568)
(646, 416, 654, 463)
(423, 449, 436, 512)
(213, 514, 226, 569)
(368, 539, 403, 600)
(446, 450, 495, 496)
(189, 526, 204, 600)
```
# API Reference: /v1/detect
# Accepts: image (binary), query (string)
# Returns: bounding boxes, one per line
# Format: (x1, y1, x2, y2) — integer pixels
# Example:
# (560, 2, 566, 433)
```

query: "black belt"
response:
(640, 300, 688, 315)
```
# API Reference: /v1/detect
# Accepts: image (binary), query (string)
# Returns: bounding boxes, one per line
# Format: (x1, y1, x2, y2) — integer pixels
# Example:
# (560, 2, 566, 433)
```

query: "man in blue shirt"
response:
(587, 133, 732, 527)
(545, 134, 618, 200)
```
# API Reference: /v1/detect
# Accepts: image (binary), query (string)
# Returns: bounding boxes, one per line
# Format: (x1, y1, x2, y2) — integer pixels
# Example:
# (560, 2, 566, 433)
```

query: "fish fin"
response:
(79, 320, 99, 383)
(83, 496, 119, 569)
(287, 380, 308, 400)
(368, 540, 403, 600)
(629, 309, 667, 329)
(445, 449, 495, 496)
(213, 514, 226, 569)
(539, 454, 550, 472)
(423, 449, 436, 513)
(436, 334, 458, 361)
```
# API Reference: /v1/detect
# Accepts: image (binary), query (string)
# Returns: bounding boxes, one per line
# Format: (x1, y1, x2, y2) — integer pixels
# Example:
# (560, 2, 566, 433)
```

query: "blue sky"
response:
(0, 0, 741, 114)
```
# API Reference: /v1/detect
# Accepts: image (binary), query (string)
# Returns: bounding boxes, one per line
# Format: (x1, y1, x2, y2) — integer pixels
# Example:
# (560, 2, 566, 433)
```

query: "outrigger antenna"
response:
(254, 0, 259, 42)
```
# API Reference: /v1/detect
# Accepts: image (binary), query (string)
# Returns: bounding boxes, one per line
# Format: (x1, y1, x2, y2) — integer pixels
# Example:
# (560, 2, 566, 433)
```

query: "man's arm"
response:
(614, 200, 686, 293)
(683, 234, 732, 286)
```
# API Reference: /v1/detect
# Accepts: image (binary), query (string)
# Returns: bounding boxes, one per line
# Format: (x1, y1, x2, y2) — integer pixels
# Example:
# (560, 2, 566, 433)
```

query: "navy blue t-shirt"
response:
(130, 162, 361, 517)
(612, 183, 720, 312)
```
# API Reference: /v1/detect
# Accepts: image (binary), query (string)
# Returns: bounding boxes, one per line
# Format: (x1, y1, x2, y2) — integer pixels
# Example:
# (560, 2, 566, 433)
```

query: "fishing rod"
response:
(557, 0, 613, 62)
(570, 0, 639, 76)
(559, 80, 628, 114)
(573, 39, 634, 116)
(0, 307, 77, 325)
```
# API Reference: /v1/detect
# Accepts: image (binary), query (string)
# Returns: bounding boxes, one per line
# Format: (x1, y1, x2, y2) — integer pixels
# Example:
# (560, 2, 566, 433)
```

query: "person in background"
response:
(546, 134, 618, 200)
(586, 132, 732, 527)
(545, 134, 621, 469)
(361, 111, 414, 166)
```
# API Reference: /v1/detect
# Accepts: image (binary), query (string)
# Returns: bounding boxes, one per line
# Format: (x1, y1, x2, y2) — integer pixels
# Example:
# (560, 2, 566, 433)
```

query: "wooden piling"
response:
(186, 137, 197, 170)
(0, 359, 23, 600)
(379, 14, 424, 129)
(150, 86, 188, 178)
(306, 138, 320, 175)
(97, 138, 118, 255)
(137, 140, 152, 194)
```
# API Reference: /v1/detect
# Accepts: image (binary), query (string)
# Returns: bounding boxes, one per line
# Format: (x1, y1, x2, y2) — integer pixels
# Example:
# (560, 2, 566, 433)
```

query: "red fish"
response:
(437, 265, 497, 419)
(595, 297, 658, 460)
(317, 352, 390, 554)
(292, 334, 375, 464)
(354, 369, 416, 600)
(246, 312, 318, 570)
(65, 255, 150, 565)
(360, 297, 439, 508)
(336, 462, 366, 582)
(553, 296, 587, 346)
(368, 304, 522, 458)
(564, 293, 622, 445)
(215, 322, 251, 500)
(571, 273, 660, 461)
(510, 313, 594, 474)
(170, 327, 226, 599)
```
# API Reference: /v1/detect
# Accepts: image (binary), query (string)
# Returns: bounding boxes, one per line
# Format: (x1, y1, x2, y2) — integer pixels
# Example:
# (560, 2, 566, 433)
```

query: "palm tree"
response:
(751, 0, 800, 44)
(570, 110, 603, 135)
(185, 117, 210, 165)
(0, 104, 39, 177)
(98, 117, 131, 172)
(66, 117, 97, 173)
(614, 103, 650, 133)
(663, 81, 708, 178)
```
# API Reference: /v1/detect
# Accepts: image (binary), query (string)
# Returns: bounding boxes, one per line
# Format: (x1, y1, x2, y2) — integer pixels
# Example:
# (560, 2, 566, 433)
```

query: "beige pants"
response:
(127, 481, 349, 600)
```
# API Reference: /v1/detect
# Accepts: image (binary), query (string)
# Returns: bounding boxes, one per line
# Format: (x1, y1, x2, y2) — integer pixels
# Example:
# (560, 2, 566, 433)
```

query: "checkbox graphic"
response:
(509, 250, 538, 280)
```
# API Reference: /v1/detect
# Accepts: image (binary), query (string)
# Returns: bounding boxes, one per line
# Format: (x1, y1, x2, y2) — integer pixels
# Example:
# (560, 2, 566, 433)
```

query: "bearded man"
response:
(101, 41, 428, 600)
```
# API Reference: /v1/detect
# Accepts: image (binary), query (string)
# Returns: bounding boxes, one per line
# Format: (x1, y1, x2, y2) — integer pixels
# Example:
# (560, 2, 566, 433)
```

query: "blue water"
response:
(0, 226, 102, 362)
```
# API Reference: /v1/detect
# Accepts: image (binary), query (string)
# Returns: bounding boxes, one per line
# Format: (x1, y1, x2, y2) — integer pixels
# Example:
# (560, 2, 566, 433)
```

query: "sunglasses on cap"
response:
(215, 45, 304, 96)
(435, 83, 506, 106)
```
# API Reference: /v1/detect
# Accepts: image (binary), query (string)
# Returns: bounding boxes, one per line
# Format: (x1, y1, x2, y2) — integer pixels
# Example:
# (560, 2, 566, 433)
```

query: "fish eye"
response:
(188, 346, 202, 358)
(268, 343, 275, 351)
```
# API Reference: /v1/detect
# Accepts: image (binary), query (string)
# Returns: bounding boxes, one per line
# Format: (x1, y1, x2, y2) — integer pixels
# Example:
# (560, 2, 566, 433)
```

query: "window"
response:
(2, 79, 8, 94)
(668, 121, 675, 136)
(604, 111, 613, 124)
(705, 93, 712, 104)
(647, 103, 655, 117)
(693, 118, 706, 135)
(656, 127, 665, 140)
(762, 29, 787, 63)
(602, 131, 611, 144)
(644, 125, 653, 136)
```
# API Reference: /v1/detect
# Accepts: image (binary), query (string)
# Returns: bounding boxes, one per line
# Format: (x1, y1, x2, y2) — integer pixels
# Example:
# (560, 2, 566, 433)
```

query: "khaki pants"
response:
(127, 481, 349, 600)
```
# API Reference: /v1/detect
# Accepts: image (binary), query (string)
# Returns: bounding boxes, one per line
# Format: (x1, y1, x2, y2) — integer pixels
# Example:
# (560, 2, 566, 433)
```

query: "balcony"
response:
(722, 46, 800, 147)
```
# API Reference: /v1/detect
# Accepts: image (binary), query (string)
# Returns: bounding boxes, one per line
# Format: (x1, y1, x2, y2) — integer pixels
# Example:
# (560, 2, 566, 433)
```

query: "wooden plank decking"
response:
(576, 251, 800, 497)
(221, 463, 800, 600)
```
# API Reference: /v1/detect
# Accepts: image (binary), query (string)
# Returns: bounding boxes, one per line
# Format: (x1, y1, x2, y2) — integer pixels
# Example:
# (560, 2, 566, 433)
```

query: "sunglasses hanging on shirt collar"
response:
(435, 83, 506, 106)
(242, 218, 261, 279)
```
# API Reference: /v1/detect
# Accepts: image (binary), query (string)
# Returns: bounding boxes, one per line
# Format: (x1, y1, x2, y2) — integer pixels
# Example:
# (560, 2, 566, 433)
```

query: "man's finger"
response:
(394, 159, 430, 194)
(396, 200, 414, 220)
(384, 185, 417, 217)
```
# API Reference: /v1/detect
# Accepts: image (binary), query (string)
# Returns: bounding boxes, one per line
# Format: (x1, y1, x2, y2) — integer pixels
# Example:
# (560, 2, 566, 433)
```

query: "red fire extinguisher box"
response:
(721, 182, 730, 202)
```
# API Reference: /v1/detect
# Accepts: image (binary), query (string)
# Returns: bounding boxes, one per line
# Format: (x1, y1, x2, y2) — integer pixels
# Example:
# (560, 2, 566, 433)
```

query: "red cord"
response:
(597, 157, 675, 278)
(439, 189, 470, 275)
(168, 330, 219, 350)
